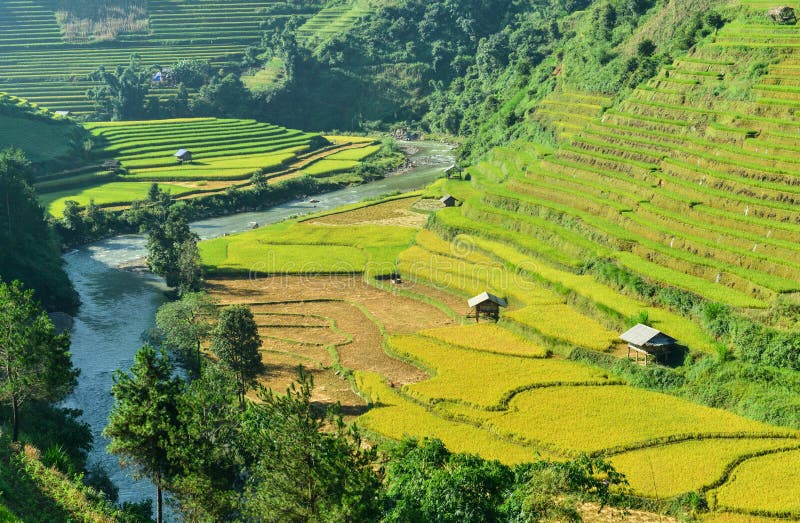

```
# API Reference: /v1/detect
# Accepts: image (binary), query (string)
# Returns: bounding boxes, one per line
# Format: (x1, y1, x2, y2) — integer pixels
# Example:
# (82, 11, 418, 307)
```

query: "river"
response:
(61, 141, 454, 512)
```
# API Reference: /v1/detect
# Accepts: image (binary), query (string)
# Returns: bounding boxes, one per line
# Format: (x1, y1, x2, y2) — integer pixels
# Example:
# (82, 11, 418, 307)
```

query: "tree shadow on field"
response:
(313, 402, 370, 418)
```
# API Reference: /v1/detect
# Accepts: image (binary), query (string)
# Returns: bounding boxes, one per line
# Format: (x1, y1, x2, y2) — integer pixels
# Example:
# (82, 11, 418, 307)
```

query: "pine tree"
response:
(104, 346, 183, 523)
(241, 370, 382, 521)
(210, 305, 263, 406)
(168, 364, 242, 520)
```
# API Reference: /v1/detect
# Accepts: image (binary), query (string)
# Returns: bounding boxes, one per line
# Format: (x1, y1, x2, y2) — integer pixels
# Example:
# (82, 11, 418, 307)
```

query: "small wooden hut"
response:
(440, 194, 458, 207)
(102, 159, 122, 172)
(621, 324, 677, 365)
(175, 149, 193, 164)
(768, 6, 797, 23)
(467, 292, 507, 322)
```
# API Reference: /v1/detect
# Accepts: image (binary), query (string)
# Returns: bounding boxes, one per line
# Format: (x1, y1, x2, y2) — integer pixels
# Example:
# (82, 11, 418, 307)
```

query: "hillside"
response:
(0, 104, 80, 312)
(0, 92, 86, 168)
(448, 2, 800, 322)
(0, 0, 335, 115)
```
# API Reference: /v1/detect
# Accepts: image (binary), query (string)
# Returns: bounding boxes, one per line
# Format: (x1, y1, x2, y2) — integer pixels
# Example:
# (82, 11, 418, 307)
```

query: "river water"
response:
(61, 141, 454, 511)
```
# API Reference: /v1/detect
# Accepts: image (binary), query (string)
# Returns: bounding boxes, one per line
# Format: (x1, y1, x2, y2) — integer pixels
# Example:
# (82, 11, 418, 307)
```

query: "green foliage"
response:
(88, 54, 154, 121)
(104, 345, 184, 523)
(383, 438, 629, 522)
(0, 149, 76, 312)
(211, 304, 264, 406)
(191, 74, 253, 118)
(154, 292, 218, 375)
(241, 369, 382, 522)
(145, 208, 202, 293)
(383, 438, 513, 523)
(170, 59, 212, 89)
(0, 280, 78, 442)
(168, 364, 243, 521)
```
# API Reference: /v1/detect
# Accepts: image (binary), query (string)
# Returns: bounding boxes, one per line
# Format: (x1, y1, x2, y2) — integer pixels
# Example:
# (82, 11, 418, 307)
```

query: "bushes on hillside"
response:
(0, 149, 77, 312)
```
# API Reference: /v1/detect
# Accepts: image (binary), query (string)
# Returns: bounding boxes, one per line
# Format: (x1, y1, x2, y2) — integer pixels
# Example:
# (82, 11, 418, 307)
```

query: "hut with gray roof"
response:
(467, 292, 507, 322)
(174, 148, 193, 163)
(440, 194, 458, 207)
(621, 324, 677, 365)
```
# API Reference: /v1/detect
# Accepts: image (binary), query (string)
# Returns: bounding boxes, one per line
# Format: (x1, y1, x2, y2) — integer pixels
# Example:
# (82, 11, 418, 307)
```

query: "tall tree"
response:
(0, 280, 78, 441)
(155, 292, 217, 375)
(241, 370, 382, 521)
(104, 346, 184, 523)
(210, 305, 263, 406)
(88, 54, 152, 120)
(176, 238, 203, 295)
(145, 210, 202, 293)
(168, 363, 243, 520)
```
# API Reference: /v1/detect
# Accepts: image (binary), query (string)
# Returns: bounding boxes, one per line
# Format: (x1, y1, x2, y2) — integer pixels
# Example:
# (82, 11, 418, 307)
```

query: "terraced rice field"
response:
(202, 191, 800, 517)
(0, 45, 240, 115)
(439, 19, 800, 311)
(146, 0, 315, 45)
(200, 195, 427, 276)
(297, 2, 370, 45)
(37, 118, 382, 214)
(609, 438, 800, 499)
(87, 118, 320, 178)
(390, 334, 616, 408)
(714, 448, 800, 514)
(418, 323, 549, 358)
(41, 181, 196, 216)
(0, 0, 373, 112)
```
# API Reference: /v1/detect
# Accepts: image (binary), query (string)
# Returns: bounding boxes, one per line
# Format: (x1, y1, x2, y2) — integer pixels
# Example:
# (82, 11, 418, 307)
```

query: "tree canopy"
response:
(0, 279, 78, 442)
(211, 304, 264, 406)
(0, 149, 76, 312)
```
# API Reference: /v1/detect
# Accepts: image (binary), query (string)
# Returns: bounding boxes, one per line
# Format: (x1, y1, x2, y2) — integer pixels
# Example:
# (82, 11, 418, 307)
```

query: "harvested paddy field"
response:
(207, 273, 457, 409)
(308, 195, 429, 228)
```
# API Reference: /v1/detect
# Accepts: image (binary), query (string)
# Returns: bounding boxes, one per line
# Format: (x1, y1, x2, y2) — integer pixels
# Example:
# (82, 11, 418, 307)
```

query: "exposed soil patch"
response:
(309, 196, 428, 228)
(579, 503, 678, 523)
(208, 274, 454, 408)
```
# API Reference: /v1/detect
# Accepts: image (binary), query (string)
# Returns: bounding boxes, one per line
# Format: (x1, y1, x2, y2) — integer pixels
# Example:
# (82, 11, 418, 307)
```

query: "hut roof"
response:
(440, 194, 456, 203)
(175, 148, 190, 157)
(620, 324, 676, 346)
(468, 292, 507, 308)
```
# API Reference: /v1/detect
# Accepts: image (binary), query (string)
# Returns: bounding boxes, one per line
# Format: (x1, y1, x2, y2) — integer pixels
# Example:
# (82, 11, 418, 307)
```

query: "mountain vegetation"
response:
(4, 0, 800, 520)
(0, 148, 76, 312)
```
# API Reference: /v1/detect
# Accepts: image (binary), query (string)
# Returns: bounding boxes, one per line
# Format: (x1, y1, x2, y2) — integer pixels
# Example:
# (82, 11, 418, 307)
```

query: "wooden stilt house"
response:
(621, 324, 677, 365)
(467, 292, 507, 322)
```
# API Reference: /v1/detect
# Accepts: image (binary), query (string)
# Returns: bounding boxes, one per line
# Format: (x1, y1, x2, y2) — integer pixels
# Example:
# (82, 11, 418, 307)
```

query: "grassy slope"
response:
(0, 441, 119, 522)
(0, 93, 84, 167)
